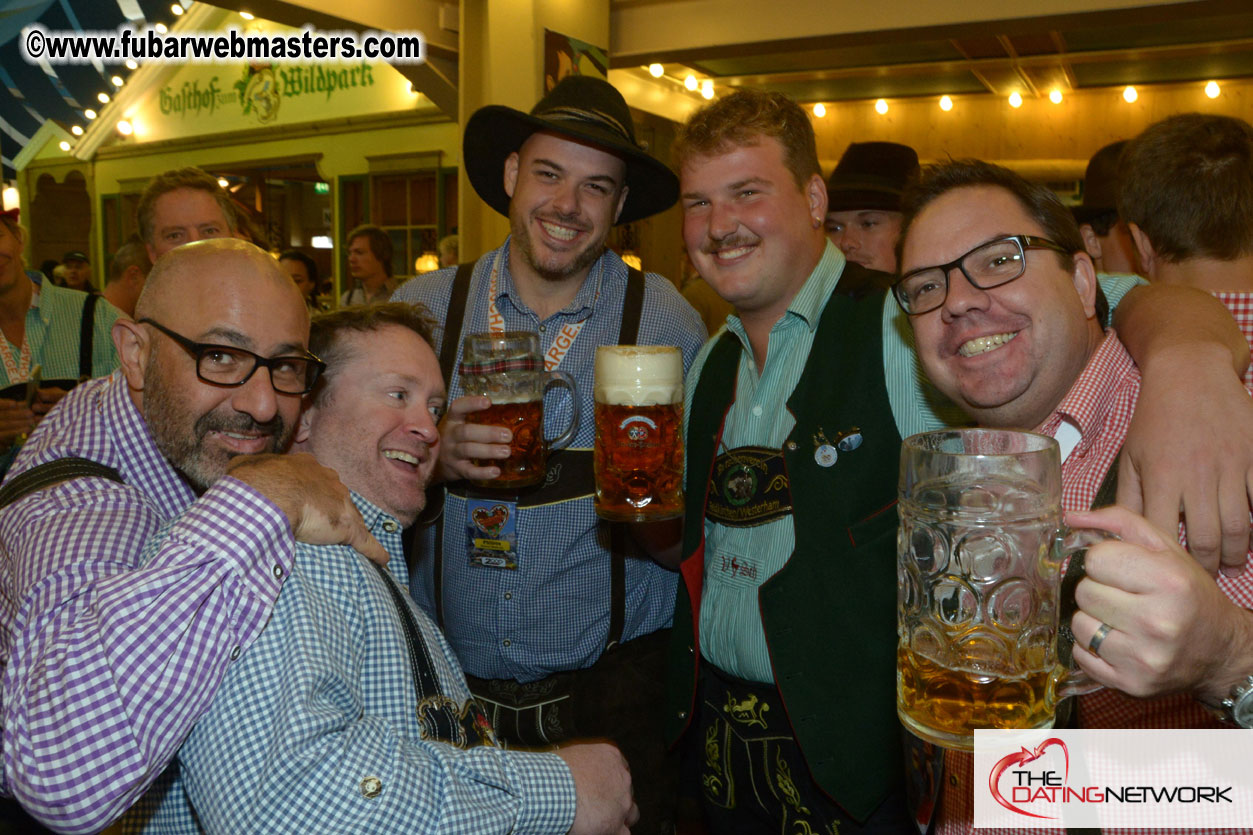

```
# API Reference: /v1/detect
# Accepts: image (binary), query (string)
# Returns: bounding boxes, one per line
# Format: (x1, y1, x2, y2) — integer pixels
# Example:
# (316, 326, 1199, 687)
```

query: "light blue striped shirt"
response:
(0, 278, 123, 388)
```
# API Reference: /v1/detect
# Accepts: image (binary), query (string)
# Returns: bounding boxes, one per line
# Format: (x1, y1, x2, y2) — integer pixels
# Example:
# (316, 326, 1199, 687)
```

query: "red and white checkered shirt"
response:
(936, 324, 1253, 835)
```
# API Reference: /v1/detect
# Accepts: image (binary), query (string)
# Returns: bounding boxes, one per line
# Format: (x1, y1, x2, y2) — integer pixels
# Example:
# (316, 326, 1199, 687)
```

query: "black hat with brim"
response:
(463, 75, 679, 226)
(826, 141, 920, 213)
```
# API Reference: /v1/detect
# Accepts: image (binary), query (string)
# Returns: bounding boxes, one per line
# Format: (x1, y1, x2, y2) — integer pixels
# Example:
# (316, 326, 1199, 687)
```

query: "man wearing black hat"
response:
(393, 74, 706, 834)
(824, 141, 919, 275)
(1075, 140, 1142, 277)
(61, 250, 95, 293)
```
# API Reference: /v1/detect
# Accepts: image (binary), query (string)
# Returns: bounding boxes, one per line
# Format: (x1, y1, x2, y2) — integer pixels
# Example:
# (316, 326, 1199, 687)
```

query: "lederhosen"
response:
(666, 271, 916, 832)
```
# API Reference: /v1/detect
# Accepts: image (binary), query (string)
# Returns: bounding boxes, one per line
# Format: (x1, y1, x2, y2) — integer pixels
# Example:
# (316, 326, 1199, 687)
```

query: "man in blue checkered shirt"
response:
(126, 304, 636, 835)
(393, 76, 706, 834)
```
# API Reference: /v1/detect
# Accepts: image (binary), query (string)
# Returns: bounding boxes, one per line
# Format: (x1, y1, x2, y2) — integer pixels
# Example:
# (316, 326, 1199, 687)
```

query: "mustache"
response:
(194, 411, 288, 444)
(700, 234, 759, 255)
(536, 210, 591, 232)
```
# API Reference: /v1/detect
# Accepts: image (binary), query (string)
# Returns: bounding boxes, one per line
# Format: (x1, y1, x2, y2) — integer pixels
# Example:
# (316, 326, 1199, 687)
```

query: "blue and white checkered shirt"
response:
(123, 492, 576, 834)
(393, 241, 707, 682)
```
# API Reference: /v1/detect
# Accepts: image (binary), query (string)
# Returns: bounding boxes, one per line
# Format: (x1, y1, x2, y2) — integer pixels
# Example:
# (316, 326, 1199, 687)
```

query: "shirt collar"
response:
(496, 237, 611, 321)
(1036, 330, 1136, 459)
(725, 241, 845, 346)
(348, 490, 406, 561)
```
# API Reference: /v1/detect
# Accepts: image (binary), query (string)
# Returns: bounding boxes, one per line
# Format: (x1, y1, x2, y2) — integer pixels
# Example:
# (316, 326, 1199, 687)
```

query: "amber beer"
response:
(460, 331, 579, 490)
(466, 398, 545, 488)
(594, 346, 684, 522)
(896, 646, 1053, 745)
(897, 429, 1105, 752)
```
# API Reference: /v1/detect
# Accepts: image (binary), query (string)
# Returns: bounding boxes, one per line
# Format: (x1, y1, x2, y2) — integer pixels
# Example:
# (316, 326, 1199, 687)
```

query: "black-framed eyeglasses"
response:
(892, 235, 1072, 315)
(139, 318, 325, 395)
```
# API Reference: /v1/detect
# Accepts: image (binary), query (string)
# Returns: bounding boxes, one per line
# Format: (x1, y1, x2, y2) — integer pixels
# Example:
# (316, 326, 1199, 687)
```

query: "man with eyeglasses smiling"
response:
(0, 238, 386, 833)
(896, 159, 1253, 835)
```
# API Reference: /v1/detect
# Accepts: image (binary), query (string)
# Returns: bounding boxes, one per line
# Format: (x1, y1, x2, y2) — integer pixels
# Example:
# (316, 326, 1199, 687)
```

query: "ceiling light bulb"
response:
(1206, 81, 1220, 99)
(111, 76, 123, 87)
(939, 95, 952, 111)
(875, 99, 888, 115)
(1049, 89, 1063, 104)
(98, 92, 110, 104)
(171, 3, 183, 14)
(1123, 86, 1138, 103)
(117, 120, 133, 135)
(217, 178, 229, 189)
(155, 23, 167, 34)
(84, 109, 96, 119)
(701, 80, 714, 100)
(648, 63, 664, 78)
(125, 59, 138, 70)
(684, 75, 697, 91)
(58, 141, 71, 152)
(813, 103, 826, 118)
(239, 11, 254, 20)
(71, 125, 83, 135)
(1008, 92, 1023, 108)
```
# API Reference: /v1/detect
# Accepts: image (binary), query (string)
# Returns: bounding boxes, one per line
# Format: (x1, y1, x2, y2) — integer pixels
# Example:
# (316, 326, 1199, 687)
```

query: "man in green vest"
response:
(666, 91, 1253, 834)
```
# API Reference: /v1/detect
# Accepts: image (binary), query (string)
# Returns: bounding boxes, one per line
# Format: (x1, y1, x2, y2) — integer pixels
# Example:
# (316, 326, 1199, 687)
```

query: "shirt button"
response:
(504, 591, 512, 600)
(230, 646, 241, 660)
(538, 325, 546, 333)
(949, 774, 959, 787)
(382, 520, 398, 533)
(503, 638, 511, 647)
(273, 565, 284, 579)
(785, 441, 798, 451)
(752, 405, 763, 417)
(360, 776, 382, 798)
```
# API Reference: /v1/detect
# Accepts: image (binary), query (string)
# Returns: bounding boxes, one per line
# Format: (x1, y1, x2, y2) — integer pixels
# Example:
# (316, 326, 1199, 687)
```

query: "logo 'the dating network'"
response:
(975, 729, 1250, 829)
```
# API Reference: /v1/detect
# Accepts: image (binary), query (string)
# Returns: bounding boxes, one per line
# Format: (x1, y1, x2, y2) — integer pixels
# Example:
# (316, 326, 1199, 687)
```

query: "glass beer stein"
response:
(896, 428, 1105, 751)
(593, 345, 685, 522)
(460, 331, 578, 489)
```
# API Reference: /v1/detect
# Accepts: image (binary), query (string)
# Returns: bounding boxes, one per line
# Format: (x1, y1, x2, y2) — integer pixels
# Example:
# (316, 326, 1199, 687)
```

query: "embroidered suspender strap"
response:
(367, 558, 485, 745)
(78, 293, 99, 381)
(0, 457, 123, 508)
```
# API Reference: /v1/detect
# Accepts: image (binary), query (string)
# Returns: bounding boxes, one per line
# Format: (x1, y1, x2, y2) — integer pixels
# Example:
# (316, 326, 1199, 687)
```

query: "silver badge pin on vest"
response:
(812, 427, 862, 467)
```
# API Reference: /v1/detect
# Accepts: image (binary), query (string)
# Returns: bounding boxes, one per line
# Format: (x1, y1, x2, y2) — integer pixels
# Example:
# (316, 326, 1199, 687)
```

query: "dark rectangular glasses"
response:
(139, 318, 325, 395)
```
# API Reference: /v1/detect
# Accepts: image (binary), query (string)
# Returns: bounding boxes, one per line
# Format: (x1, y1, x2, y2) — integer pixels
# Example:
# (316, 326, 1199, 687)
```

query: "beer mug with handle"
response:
(593, 345, 685, 521)
(896, 428, 1106, 751)
(460, 331, 578, 489)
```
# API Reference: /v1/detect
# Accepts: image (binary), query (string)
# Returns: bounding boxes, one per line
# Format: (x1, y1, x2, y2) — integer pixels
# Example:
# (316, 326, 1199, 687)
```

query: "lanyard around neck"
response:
(486, 247, 599, 372)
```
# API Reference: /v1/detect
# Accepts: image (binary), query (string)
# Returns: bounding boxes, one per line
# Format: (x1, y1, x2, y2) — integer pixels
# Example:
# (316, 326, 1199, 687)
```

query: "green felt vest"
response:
(665, 276, 905, 822)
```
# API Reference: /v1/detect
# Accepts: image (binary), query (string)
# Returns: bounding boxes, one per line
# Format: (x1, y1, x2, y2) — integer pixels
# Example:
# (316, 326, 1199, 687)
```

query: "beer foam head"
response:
(595, 345, 683, 405)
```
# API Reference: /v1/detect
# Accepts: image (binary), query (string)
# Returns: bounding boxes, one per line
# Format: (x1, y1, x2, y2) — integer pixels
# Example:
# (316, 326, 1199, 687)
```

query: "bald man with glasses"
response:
(0, 238, 384, 833)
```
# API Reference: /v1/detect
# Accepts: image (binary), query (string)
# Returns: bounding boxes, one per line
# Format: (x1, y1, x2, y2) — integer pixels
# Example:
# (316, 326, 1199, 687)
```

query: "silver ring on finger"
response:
(1087, 621, 1113, 657)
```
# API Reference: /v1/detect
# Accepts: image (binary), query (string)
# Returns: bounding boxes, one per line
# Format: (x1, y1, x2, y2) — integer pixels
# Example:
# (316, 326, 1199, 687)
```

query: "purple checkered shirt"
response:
(0, 371, 295, 833)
